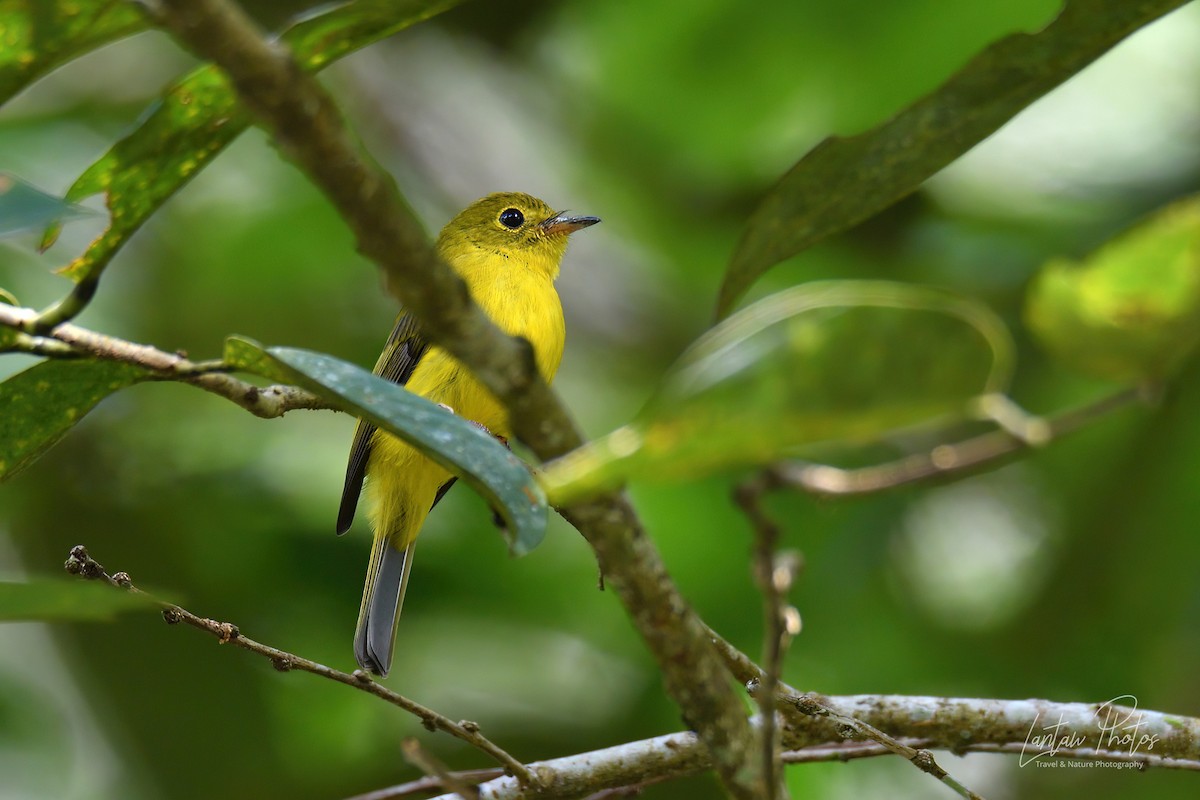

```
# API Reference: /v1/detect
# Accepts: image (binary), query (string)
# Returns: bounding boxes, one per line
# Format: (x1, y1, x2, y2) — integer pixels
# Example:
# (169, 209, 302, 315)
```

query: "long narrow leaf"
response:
(717, 0, 1191, 317)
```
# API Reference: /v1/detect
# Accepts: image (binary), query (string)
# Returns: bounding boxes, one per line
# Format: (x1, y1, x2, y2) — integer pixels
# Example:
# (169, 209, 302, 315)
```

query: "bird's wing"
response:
(336, 313, 429, 534)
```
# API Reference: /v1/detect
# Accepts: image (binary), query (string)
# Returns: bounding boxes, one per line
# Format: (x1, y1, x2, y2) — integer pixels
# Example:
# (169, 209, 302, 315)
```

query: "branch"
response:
(63, 545, 535, 786)
(707, 628, 978, 798)
(424, 699, 1200, 800)
(0, 302, 330, 417)
(785, 694, 985, 800)
(142, 0, 761, 795)
(767, 386, 1149, 496)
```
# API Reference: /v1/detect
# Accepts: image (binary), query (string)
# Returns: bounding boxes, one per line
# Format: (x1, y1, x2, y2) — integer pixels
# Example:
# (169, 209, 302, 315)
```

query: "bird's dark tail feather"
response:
(354, 538, 414, 677)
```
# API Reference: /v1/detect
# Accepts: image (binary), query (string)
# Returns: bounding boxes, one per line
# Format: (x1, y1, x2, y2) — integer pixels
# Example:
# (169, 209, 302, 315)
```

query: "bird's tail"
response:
(354, 534, 415, 677)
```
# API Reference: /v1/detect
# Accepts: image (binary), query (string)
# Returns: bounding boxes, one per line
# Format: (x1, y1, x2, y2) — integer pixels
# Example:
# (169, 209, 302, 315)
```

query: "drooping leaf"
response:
(0, 579, 157, 621)
(224, 338, 547, 555)
(1026, 195, 1200, 382)
(0, 172, 93, 238)
(717, 0, 1191, 317)
(541, 281, 1014, 505)
(0, 359, 148, 481)
(47, 0, 461, 281)
(0, 0, 148, 106)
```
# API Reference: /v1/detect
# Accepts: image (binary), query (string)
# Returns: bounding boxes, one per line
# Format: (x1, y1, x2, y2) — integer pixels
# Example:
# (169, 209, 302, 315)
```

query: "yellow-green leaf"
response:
(543, 281, 1013, 504)
(46, 0, 461, 281)
(0, 0, 147, 106)
(1026, 195, 1200, 382)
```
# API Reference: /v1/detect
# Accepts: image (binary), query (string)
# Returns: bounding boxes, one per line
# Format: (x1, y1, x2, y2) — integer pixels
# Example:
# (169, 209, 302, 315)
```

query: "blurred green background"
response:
(3, 1, 1200, 798)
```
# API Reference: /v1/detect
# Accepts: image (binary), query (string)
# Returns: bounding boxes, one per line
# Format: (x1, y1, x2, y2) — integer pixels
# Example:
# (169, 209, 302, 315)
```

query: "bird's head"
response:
(436, 192, 600, 279)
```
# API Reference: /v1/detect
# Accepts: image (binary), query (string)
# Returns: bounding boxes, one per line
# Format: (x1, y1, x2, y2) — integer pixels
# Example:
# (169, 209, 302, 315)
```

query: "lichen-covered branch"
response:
(141, 0, 761, 795)
(425, 698, 1200, 800)
(0, 302, 329, 417)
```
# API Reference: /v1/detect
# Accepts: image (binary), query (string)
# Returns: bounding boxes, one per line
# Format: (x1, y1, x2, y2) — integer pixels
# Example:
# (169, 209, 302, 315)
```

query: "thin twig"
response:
(63, 545, 535, 787)
(733, 473, 803, 800)
(768, 386, 1149, 496)
(401, 738, 481, 800)
(342, 770, 504, 800)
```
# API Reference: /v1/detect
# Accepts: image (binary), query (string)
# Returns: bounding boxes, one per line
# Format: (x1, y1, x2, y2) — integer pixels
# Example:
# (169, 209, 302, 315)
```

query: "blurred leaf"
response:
(0, 287, 16, 305)
(47, 0, 461, 281)
(0, 0, 147, 105)
(0, 359, 148, 481)
(717, 0, 1191, 317)
(225, 339, 547, 555)
(1026, 195, 1200, 382)
(0, 172, 93, 238)
(0, 579, 156, 621)
(542, 281, 1014, 504)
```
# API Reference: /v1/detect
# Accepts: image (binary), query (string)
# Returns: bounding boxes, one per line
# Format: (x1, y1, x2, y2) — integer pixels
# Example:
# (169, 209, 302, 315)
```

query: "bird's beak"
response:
(539, 211, 601, 237)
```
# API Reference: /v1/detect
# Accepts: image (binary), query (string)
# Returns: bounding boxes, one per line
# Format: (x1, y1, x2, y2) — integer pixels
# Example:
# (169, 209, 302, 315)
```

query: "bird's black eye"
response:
(498, 208, 524, 229)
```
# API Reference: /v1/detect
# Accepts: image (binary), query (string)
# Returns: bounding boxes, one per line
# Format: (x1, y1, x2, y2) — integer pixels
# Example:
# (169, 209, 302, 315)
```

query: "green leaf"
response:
(0, 0, 147, 105)
(225, 339, 547, 555)
(0, 579, 156, 621)
(717, 0, 1191, 318)
(46, 0, 460, 281)
(0, 172, 93, 238)
(0, 359, 148, 481)
(542, 281, 1014, 505)
(1026, 195, 1200, 382)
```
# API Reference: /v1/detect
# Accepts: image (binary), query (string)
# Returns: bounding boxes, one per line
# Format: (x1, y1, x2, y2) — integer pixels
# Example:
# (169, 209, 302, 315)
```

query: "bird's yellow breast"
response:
(366, 243, 566, 531)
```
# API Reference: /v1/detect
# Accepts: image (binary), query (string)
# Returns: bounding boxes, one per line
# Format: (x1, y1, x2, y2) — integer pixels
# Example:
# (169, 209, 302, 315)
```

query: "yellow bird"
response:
(337, 192, 599, 677)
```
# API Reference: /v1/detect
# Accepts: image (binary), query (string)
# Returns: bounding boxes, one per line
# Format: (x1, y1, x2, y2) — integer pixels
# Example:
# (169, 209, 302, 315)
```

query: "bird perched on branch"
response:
(337, 192, 599, 677)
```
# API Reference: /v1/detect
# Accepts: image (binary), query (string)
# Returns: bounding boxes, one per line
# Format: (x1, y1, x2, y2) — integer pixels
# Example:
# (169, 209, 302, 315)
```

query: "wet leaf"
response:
(1026, 195, 1200, 382)
(717, 0, 1191, 317)
(542, 281, 1013, 504)
(225, 338, 547, 555)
